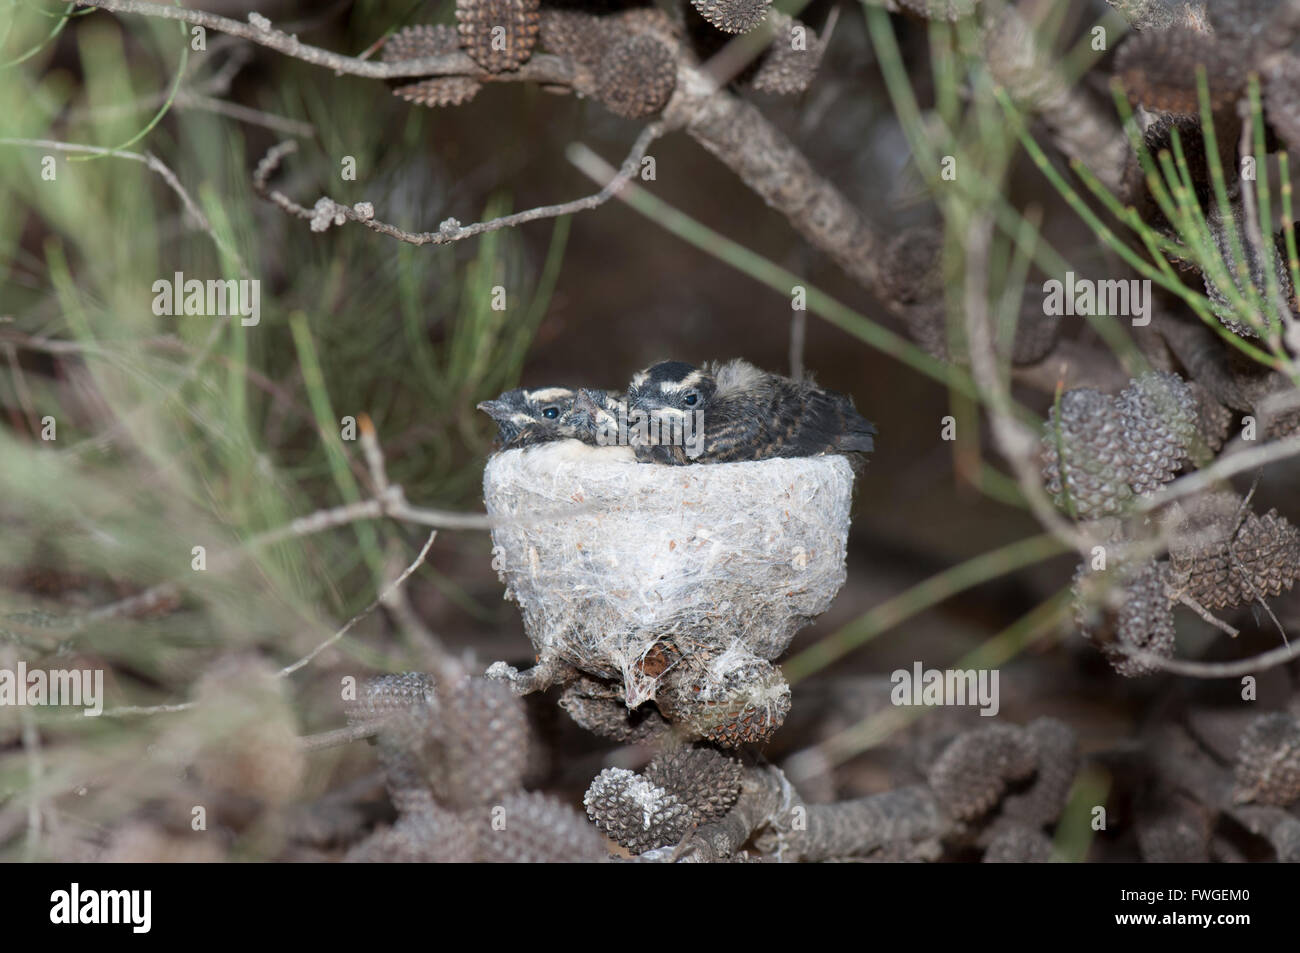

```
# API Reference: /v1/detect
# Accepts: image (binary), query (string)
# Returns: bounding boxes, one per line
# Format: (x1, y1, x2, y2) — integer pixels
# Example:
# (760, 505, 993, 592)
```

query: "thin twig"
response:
(1124, 637, 1300, 678)
(278, 530, 437, 677)
(252, 125, 663, 246)
(960, 207, 1091, 554)
(1173, 592, 1240, 638)
(98, 702, 196, 718)
(1222, 472, 1290, 645)
(1138, 434, 1300, 511)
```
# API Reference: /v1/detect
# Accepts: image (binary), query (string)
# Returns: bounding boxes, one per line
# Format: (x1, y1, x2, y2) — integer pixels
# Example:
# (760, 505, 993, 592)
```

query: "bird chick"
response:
(565, 388, 625, 442)
(625, 359, 876, 468)
(477, 387, 580, 450)
(478, 386, 633, 462)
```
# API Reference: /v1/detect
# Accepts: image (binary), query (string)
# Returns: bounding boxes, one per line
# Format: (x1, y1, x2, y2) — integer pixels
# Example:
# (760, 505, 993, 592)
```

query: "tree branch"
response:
(73, 0, 573, 84)
(252, 125, 664, 246)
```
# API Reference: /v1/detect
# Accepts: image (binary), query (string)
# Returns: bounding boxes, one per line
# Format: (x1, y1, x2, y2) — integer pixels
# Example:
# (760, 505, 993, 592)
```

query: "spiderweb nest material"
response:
(483, 446, 853, 714)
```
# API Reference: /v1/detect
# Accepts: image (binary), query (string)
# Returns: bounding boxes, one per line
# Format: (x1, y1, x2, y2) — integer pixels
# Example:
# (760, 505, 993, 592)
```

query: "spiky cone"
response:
(1041, 388, 1134, 519)
(344, 806, 477, 863)
(431, 674, 531, 809)
(538, 8, 613, 73)
(382, 23, 461, 61)
(613, 6, 685, 45)
(1233, 713, 1300, 807)
(1001, 717, 1080, 827)
(1136, 794, 1211, 862)
(643, 745, 743, 821)
(468, 791, 608, 862)
(749, 13, 824, 96)
(981, 820, 1052, 863)
(1208, 0, 1293, 46)
(691, 0, 770, 34)
(927, 725, 1038, 821)
(1114, 26, 1246, 114)
(880, 227, 943, 306)
(1201, 208, 1296, 339)
(344, 672, 436, 727)
(584, 767, 696, 854)
(1073, 558, 1176, 678)
(656, 657, 792, 747)
(1168, 493, 1300, 610)
(595, 32, 676, 118)
(558, 674, 670, 742)
(1187, 380, 1234, 457)
(392, 77, 482, 107)
(1118, 371, 1198, 496)
(346, 673, 439, 813)
(456, 0, 541, 73)
(1010, 299, 1060, 366)
(1119, 114, 1216, 235)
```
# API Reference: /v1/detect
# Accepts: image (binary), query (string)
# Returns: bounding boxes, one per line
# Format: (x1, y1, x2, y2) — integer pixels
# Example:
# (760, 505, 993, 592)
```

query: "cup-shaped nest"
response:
(483, 444, 853, 708)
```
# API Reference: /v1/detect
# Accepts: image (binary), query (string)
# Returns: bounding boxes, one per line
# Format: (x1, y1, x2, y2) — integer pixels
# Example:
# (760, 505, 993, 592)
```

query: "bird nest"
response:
(483, 445, 854, 707)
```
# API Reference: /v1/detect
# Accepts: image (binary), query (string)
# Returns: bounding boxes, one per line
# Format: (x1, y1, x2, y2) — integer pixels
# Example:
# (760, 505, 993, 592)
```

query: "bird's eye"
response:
(683, 392, 698, 406)
(542, 407, 560, 419)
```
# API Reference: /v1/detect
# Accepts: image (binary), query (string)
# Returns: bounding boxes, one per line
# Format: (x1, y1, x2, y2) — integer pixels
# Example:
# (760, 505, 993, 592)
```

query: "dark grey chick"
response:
(624, 359, 876, 468)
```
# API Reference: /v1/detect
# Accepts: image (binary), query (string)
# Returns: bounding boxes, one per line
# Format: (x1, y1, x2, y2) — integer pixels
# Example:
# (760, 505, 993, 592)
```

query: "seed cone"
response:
(643, 745, 743, 821)
(1002, 717, 1080, 827)
(584, 767, 695, 853)
(1169, 492, 1300, 610)
(1118, 371, 1198, 495)
(1201, 210, 1296, 339)
(595, 32, 676, 118)
(558, 674, 669, 742)
(382, 24, 461, 61)
(657, 656, 791, 747)
(1115, 26, 1246, 114)
(1234, 712, 1300, 807)
(750, 14, 825, 96)
(982, 821, 1052, 863)
(393, 77, 483, 107)
(472, 791, 607, 862)
(456, 0, 541, 72)
(1041, 388, 1133, 518)
(927, 725, 1038, 821)
(1074, 558, 1176, 678)
(690, 0, 771, 35)
(539, 9, 611, 71)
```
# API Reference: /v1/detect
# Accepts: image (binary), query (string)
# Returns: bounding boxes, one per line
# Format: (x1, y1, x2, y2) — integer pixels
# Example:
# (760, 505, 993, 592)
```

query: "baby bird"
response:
(564, 389, 626, 442)
(478, 386, 634, 462)
(477, 387, 581, 450)
(625, 359, 877, 468)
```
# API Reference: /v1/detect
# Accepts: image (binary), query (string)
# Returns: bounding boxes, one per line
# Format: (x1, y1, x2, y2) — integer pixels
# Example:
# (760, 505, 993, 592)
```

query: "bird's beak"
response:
(477, 399, 507, 421)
